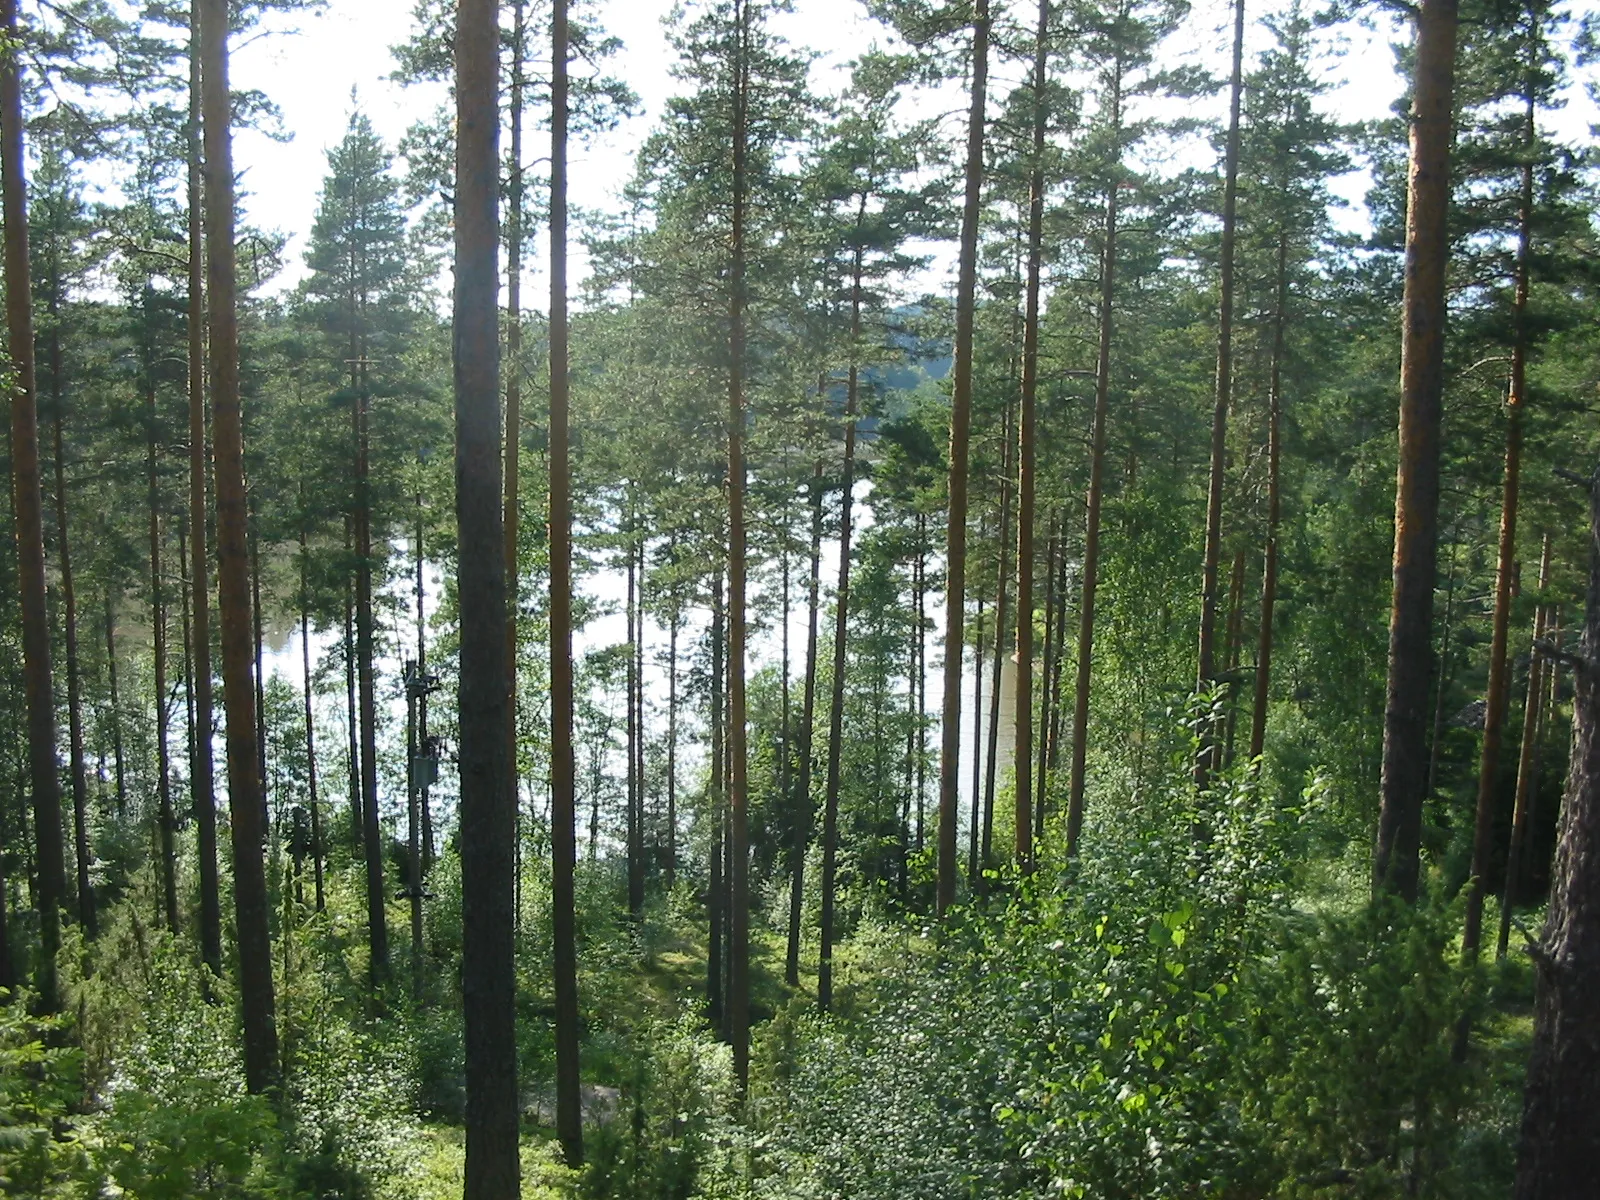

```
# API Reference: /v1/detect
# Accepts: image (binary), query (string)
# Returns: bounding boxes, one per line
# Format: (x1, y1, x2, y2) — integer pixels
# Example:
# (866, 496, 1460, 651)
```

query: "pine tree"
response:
(1454, 0, 1584, 959)
(1, 0, 67, 1012)
(809, 49, 937, 1004)
(454, 0, 520, 1189)
(199, 0, 277, 1094)
(548, 0, 582, 1161)
(187, 0, 221, 975)
(1239, 2, 1344, 764)
(298, 111, 422, 982)
(1064, 0, 1188, 856)
(1195, 0, 1246, 788)
(1373, 0, 1459, 902)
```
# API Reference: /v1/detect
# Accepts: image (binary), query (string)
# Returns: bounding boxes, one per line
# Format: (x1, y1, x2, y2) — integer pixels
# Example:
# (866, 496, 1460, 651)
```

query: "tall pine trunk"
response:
(1067, 65, 1124, 857)
(1463, 71, 1535, 958)
(635, 540, 647, 885)
(1220, 548, 1246, 766)
(1512, 468, 1600, 1198)
(343, 516, 361, 846)
(251, 523, 267, 829)
(1196, 0, 1246, 785)
(353, 363, 388, 980)
(983, 401, 1013, 864)
(1499, 532, 1551, 960)
(106, 592, 126, 818)
(188, 2, 221, 971)
(299, 528, 325, 914)
(407, 495, 426, 985)
(937, 0, 990, 913)
(708, 571, 725, 1022)
(149, 346, 178, 934)
(1046, 537, 1067, 774)
(666, 590, 680, 890)
(200, 0, 276, 1093)
(504, 0, 525, 835)
(40, 222, 91, 936)
(626, 520, 644, 916)
(547, 0, 582, 1158)
(1034, 522, 1058, 840)
(818, 229, 866, 1013)
(1249, 231, 1289, 762)
(726, 0, 752, 1084)
(1373, 0, 1459, 901)
(455, 0, 519, 1188)
(786, 464, 823, 986)
(1013, 0, 1049, 869)
(50, 399, 93, 936)
(3, 0, 66, 1009)
(915, 525, 927, 851)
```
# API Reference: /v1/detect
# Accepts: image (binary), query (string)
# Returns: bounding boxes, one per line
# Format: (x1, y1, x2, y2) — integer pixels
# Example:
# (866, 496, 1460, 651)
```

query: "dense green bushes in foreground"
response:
(0, 706, 1531, 1199)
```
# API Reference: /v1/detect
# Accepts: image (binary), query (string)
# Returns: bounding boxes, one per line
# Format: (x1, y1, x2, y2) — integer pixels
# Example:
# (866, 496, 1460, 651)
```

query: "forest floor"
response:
(407, 906, 834, 1198)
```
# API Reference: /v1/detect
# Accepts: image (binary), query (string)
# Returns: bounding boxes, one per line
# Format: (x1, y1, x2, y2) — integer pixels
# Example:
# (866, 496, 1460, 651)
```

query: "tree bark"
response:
(50, 396, 93, 937)
(188, 2, 220, 971)
(455, 0, 518, 1188)
(782, 494, 794, 886)
(786, 463, 823, 986)
(667, 588, 680, 891)
(504, 0, 525, 833)
(1512, 468, 1600, 1199)
(1196, 0, 1246, 786)
(148, 323, 178, 935)
(353, 360, 388, 981)
(1067, 64, 1123, 857)
(0, 808, 10, 996)
(626, 518, 643, 916)
(1013, 0, 1049, 870)
(408, 493, 427, 972)
(1220, 548, 1246, 767)
(1249, 231, 1289, 763)
(1463, 73, 1535, 959)
(548, 0, 581, 1158)
(1046, 532, 1068, 774)
(106, 592, 126, 819)
(819, 226, 866, 1014)
(708, 569, 725, 1022)
(937, 0, 990, 913)
(971, 585, 986, 885)
(984, 401, 1013, 867)
(200, 0, 277, 1093)
(1373, 0, 1459, 902)
(726, 0, 752, 1086)
(406, 596, 423, 1001)
(344, 517, 361, 846)
(1499, 533, 1551, 960)
(242, 517, 262, 802)
(916, 518, 928, 853)
(1034, 522, 1058, 840)
(3, 0, 66, 1010)
(634, 538, 646, 887)
(299, 528, 325, 914)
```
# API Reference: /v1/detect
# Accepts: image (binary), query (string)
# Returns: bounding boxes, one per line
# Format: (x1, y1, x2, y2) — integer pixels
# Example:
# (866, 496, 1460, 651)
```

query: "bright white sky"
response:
(224, 0, 1534, 305)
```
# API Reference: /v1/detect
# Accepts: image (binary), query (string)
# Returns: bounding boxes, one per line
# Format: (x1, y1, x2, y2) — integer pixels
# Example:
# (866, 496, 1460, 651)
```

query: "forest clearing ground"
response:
(412, 1125, 579, 1199)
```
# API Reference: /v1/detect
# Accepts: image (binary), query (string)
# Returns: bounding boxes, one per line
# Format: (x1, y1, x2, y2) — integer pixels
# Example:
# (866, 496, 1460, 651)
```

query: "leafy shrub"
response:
(0, 995, 92, 1198)
(748, 704, 1502, 1200)
(583, 1011, 737, 1200)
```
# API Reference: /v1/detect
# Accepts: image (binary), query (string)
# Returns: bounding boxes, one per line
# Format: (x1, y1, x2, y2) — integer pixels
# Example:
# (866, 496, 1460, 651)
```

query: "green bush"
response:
(746, 703, 1504, 1200)
(582, 1011, 737, 1200)
(0, 995, 92, 1198)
